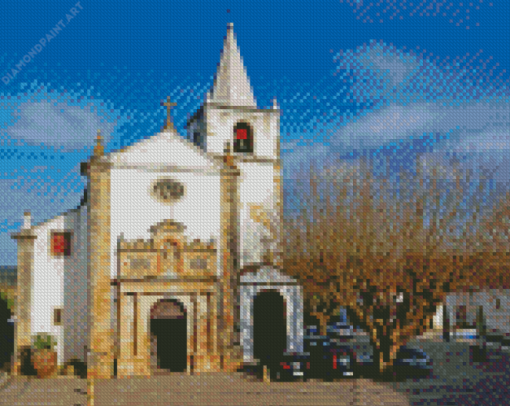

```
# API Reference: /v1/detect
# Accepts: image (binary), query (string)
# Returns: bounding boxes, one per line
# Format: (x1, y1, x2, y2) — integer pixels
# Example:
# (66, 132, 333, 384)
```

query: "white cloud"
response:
(6, 100, 117, 151)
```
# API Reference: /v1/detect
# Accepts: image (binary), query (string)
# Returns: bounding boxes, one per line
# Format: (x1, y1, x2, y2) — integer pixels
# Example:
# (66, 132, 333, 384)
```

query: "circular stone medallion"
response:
(152, 179, 184, 202)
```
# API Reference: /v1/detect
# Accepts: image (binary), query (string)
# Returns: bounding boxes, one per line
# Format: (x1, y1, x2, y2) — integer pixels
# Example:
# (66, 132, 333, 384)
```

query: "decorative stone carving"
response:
(151, 179, 185, 203)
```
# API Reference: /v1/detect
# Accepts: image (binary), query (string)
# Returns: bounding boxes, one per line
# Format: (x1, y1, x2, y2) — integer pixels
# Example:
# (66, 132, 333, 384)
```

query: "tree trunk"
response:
(476, 305, 486, 338)
(373, 340, 401, 379)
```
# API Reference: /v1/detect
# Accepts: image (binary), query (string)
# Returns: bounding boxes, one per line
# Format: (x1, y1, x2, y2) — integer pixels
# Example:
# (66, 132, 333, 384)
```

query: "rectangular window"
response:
(54, 308, 62, 326)
(496, 298, 501, 310)
(51, 231, 72, 256)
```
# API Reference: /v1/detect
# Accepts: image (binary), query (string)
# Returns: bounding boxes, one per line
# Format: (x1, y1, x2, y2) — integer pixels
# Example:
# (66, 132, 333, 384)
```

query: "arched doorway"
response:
(0, 297, 14, 371)
(253, 290, 287, 363)
(150, 299, 187, 372)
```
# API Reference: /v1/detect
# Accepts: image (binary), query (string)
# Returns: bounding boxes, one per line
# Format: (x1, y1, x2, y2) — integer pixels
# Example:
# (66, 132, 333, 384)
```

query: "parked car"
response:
(326, 321, 354, 340)
(356, 351, 374, 366)
(394, 346, 433, 375)
(305, 337, 357, 380)
(262, 352, 311, 381)
(304, 335, 331, 352)
(354, 346, 433, 379)
(310, 344, 357, 380)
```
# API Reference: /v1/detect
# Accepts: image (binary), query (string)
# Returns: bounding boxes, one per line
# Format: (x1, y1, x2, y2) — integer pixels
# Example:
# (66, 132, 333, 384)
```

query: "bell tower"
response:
(186, 23, 283, 269)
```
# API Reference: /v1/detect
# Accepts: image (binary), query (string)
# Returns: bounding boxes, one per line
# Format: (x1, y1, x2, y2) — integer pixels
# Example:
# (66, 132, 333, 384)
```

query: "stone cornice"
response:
(112, 276, 218, 285)
(11, 230, 37, 240)
(109, 163, 223, 175)
(211, 153, 280, 165)
(206, 103, 280, 114)
(186, 103, 280, 128)
(80, 157, 112, 177)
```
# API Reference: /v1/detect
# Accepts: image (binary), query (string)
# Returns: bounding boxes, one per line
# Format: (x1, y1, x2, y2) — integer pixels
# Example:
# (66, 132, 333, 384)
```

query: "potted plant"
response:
(31, 333, 58, 378)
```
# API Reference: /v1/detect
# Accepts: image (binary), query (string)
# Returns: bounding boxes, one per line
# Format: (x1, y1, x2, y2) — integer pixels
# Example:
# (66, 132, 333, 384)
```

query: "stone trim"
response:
(240, 284, 304, 362)
(108, 164, 224, 175)
(10, 229, 37, 376)
(211, 153, 280, 165)
(87, 154, 114, 379)
(205, 103, 280, 114)
(240, 281, 300, 286)
(133, 293, 138, 356)
(112, 276, 218, 284)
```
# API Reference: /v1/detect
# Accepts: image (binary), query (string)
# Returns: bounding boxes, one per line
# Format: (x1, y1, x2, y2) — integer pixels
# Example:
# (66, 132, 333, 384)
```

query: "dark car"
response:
(356, 346, 432, 379)
(263, 352, 311, 381)
(394, 346, 433, 373)
(306, 340, 357, 380)
(304, 335, 332, 352)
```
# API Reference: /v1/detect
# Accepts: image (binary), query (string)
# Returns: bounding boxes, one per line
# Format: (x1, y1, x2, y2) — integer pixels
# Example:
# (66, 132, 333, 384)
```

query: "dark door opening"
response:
(253, 290, 287, 363)
(0, 297, 14, 372)
(150, 299, 187, 373)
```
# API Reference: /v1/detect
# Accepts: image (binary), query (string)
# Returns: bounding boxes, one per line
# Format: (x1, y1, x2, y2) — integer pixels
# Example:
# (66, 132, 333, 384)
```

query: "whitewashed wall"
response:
(203, 107, 279, 160)
(109, 168, 222, 279)
(31, 206, 84, 365)
(437, 291, 510, 335)
(238, 162, 278, 268)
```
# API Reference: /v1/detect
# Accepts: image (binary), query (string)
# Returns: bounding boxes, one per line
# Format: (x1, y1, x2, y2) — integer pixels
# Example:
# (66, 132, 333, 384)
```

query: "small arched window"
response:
(233, 122, 253, 153)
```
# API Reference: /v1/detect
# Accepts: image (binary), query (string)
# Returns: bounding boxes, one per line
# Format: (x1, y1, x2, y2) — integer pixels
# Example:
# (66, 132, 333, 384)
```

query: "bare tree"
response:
(283, 156, 509, 377)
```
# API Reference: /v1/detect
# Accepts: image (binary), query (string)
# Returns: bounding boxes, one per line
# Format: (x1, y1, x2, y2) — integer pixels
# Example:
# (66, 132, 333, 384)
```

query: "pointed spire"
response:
(93, 129, 104, 157)
(209, 23, 257, 108)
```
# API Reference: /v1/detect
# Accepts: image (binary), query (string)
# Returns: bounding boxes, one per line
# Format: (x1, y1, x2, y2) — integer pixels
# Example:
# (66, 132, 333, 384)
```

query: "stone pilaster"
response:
(273, 106, 284, 269)
(11, 221, 37, 376)
(86, 152, 114, 379)
(273, 160, 284, 269)
(219, 155, 241, 369)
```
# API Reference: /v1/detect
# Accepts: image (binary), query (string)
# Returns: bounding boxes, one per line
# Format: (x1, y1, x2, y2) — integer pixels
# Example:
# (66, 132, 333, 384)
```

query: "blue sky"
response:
(0, 0, 509, 264)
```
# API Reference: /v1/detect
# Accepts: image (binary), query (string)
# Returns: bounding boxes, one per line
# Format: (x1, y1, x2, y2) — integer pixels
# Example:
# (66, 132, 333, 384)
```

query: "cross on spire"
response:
(162, 96, 177, 130)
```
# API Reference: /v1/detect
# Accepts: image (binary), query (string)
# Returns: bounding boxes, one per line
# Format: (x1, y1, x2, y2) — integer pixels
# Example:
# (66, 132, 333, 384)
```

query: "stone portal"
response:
(150, 299, 187, 372)
(253, 290, 287, 362)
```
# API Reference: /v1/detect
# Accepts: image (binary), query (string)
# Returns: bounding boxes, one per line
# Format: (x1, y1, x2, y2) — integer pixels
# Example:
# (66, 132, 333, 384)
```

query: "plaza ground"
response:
(0, 372, 409, 406)
(1, 332, 509, 406)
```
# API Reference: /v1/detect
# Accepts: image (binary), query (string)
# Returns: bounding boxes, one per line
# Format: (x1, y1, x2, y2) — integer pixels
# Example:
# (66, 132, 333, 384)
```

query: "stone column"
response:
(295, 286, 304, 353)
(85, 136, 114, 379)
(117, 293, 134, 378)
(11, 212, 37, 376)
(219, 150, 241, 370)
(273, 159, 284, 269)
(240, 285, 254, 362)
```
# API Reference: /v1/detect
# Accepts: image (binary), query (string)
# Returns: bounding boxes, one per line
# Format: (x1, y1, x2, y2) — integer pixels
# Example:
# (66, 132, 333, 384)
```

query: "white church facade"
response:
(11, 23, 304, 378)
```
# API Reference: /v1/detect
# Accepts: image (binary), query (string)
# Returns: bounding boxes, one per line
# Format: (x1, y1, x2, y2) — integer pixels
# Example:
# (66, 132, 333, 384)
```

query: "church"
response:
(11, 23, 304, 378)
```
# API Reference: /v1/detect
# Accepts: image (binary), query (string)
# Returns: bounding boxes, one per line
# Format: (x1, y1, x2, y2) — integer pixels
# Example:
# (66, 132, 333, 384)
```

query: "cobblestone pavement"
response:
(0, 372, 410, 406)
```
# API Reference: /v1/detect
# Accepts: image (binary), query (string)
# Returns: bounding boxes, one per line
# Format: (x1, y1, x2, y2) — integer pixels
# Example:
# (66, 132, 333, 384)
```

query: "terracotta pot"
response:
(32, 349, 57, 378)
